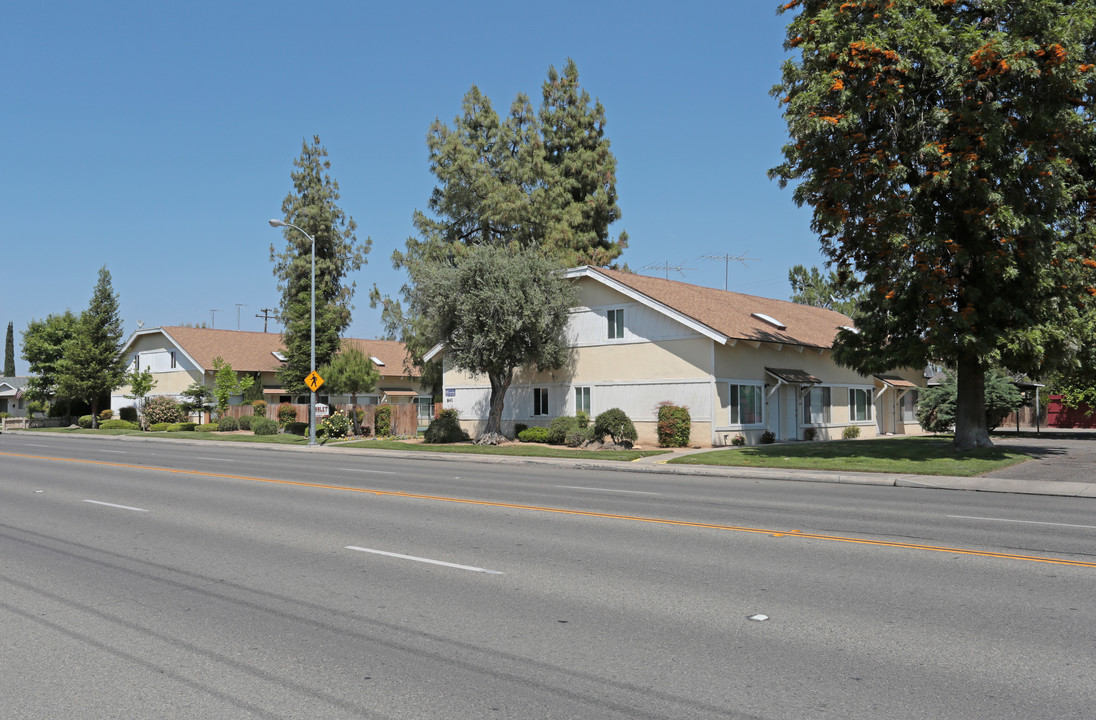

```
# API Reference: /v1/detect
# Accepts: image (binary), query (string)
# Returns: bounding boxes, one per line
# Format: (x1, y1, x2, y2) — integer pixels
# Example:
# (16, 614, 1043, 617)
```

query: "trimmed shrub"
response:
(760, 430, 776, 444)
(168, 422, 197, 432)
(217, 416, 239, 431)
(803, 427, 817, 441)
(150, 422, 173, 432)
(251, 399, 267, 416)
(119, 406, 138, 422)
(547, 416, 580, 444)
(424, 409, 469, 444)
(145, 396, 184, 425)
(78, 415, 93, 428)
(575, 411, 590, 429)
(99, 409, 113, 421)
(517, 426, 550, 443)
(198, 423, 219, 432)
(237, 415, 253, 430)
(566, 429, 593, 447)
(321, 411, 352, 439)
(514, 423, 528, 436)
(593, 408, 638, 445)
(732, 434, 746, 446)
(277, 403, 297, 425)
(285, 421, 308, 436)
(375, 405, 392, 436)
(251, 417, 278, 436)
(100, 419, 137, 430)
(656, 402, 691, 448)
(842, 425, 861, 439)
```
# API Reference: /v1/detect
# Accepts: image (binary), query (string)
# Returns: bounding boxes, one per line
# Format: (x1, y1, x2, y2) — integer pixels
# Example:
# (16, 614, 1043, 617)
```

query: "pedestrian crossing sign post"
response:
(305, 371, 324, 392)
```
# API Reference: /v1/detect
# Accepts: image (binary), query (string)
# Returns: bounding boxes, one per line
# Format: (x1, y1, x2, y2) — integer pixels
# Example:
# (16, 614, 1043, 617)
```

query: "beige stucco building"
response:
(431, 267, 926, 446)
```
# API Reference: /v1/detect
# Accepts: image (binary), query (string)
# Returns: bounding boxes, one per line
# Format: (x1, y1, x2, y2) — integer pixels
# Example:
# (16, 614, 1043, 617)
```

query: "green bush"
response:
(285, 421, 308, 436)
(150, 422, 173, 432)
(517, 426, 550, 443)
(198, 423, 219, 432)
(321, 411, 352, 439)
(251, 399, 267, 416)
(145, 396, 184, 425)
(99, 409, 113, 421)
(251, 417, 278, 435)
(656, 402, 691, 447)
(237, 415, 253, 430)
(566, 428, 593, 447)
(760, 430, 776, 444)
(119, 406, 138, 422)
(0, 412, 9, 419)
(842, 425, 861, 439)
(375, 405, 392, 436)
(217, 416, 239, 431)
(78, 415, 93, 428)
(277, 403, 297, 425)
(514, 422, 528, 436)
(99, 419, 137, 430)
(547, 416, 580, 444)
(732, 434, 746, 446)
(593, 408, 638, 445)
(424, 409, 469, 443)
(168, 422, 197, 432)
(803, 427, 817, 441)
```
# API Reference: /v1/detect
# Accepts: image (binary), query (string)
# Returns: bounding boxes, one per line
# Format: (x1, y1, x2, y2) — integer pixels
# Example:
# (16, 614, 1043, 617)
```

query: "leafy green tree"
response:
(56, 267, 127, 428)
(123, 367, 156, 430)
(409, 245, 575, 443)
(179, 382, 215, 423)
(917, 371, 1023, 433)
(787, 264, 863, 318)
(4, 321, 14, 376)
(21, 311, 79, 407)
(211, 356, 254, 418)
(771, 1, 1096, 450)
(318, 345, 380, 435)
(377, 60, 625, 385)
(271, 136, 371, 393)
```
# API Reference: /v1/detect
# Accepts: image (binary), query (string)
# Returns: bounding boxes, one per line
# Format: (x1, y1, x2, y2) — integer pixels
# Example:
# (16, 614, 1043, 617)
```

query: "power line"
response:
(255, 308, 278, 333)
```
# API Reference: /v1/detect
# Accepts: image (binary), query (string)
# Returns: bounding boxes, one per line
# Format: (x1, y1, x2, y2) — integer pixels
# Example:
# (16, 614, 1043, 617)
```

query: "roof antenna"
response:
(642, 261, 694, 280)
(701, 253, 756, 290)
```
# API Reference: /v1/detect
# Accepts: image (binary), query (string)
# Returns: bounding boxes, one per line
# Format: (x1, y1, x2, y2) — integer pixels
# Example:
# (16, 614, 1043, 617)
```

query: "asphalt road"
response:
(2, 433, 1095, 719)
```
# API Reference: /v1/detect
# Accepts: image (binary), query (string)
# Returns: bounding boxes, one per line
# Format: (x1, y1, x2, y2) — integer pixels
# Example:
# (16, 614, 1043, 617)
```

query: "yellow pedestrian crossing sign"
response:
(305, 371, 325, 391)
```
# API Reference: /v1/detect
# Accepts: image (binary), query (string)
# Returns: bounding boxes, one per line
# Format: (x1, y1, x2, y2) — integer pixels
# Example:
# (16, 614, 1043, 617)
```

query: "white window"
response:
(849, 388, 873, 422)
(575, 386, 591, 415)
(900, 390, 919, 423)
(729, 384, 764, 425)
(803, 387, 831, 424)
(533, 388, 549, 416)
(607, 309, 624, 339)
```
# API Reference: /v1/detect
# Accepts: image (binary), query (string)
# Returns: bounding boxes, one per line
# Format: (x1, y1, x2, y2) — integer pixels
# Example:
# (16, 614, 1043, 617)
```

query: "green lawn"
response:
(336, 438, 668, 462)
(667, 435, 1031, 476)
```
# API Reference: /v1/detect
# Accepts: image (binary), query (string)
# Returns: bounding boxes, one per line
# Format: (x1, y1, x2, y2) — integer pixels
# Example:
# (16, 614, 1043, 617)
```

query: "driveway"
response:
(982, 431, 1096, 484)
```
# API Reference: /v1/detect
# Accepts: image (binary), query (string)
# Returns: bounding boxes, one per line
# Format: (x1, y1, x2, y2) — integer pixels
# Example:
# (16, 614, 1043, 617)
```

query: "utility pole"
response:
(235, 303, 248, 331)
(255, 308, 278, 333)
(209, 309, 221, 329)
(701, 253, 755, 291)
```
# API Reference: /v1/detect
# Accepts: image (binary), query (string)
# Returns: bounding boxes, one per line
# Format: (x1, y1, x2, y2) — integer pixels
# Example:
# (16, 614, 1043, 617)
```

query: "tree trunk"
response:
(349, 392, 360, 436)
(953, 350, 992, 450)
(91, 397, 99, 429)
(479, 369, 513, 445)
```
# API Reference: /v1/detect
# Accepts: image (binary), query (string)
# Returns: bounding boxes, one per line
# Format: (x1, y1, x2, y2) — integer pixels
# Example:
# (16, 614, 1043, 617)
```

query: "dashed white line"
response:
(557, 485, 661, 496)
(337, 467, 398, 475)
(83, 500, 148, 513)
(96, 449, 128, 454)
(948, 515, 1096, 530)
(344, 546, 503, 575)
(195, 457, 234, 462)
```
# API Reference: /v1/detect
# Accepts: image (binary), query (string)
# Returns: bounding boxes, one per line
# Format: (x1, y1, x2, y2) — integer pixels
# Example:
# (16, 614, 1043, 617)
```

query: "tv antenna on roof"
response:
(643, 261, 694, 279)
(701, 253, 756, 290)
(209, 309, 221, 329)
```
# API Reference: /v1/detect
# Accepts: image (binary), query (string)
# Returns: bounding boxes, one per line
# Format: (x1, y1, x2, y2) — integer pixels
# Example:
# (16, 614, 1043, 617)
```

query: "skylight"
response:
(751, 312, 786, 330)
(840, 325, 860, 335)
(272, 351, 287, 362)
(370, 356, 385, 366)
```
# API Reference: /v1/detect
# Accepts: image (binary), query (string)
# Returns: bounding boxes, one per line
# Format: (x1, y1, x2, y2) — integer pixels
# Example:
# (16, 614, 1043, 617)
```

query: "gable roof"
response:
(573, 266, 855, 349)
(123, 327, 419, 378)
(0, 376, 30, 397)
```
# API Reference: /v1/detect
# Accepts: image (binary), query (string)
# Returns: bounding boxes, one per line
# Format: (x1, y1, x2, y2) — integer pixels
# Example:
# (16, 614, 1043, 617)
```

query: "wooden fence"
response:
(224, 402, 422, 436)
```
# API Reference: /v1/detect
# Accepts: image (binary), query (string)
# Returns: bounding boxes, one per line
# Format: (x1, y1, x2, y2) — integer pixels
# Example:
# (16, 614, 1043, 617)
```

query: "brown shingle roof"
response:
(589, 267, 855, 349)
(159, 327, 419, 378)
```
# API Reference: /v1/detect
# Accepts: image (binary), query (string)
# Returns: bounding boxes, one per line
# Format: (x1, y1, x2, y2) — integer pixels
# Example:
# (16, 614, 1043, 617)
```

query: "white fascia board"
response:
(422, 343, 445, 363)
(565, 266, 730, 345)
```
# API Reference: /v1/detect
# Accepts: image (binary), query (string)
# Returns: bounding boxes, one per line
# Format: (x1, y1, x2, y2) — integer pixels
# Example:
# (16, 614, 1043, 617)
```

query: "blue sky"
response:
(2, 0, 821, 375)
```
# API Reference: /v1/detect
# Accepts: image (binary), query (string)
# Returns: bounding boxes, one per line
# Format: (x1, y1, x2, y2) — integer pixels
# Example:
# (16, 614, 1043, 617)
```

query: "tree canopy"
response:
(21, 311, 78, 404)
(318, 345, 380, 434)
(271, 136, 370, 393)
(771, 0, 1096, 449)
(788, 264, 863, 318)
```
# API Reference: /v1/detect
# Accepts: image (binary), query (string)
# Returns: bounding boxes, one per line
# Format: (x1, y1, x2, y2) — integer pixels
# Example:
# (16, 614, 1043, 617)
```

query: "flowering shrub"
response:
(656, 402, 691, 447)
(321, 411, 351, 439)
(251, 400, 267, 416)
(732, 434, 746, 446)
(144, 396, 184, 425)
(277, 403, 297, 425)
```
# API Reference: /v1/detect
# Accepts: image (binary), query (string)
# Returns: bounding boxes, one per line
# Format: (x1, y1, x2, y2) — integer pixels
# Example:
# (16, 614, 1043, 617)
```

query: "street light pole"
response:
(268, 218, 317, 447)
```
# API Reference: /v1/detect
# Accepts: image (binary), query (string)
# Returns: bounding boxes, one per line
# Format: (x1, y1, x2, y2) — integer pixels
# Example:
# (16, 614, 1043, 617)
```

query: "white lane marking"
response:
(25, 443, 51, 448)
(96, 449, 127, 454)
(84, 500, 148, 513)
(337, 467, 398, 475)
(194, 457, 233, 462)
(557, 485, 661, 496)
(948, 515, 1096, 530)
(344, 546, 503, 575)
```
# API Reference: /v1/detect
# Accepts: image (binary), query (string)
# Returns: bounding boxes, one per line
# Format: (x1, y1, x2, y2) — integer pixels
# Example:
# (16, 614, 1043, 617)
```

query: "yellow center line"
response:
(7, 450, 1095, 569)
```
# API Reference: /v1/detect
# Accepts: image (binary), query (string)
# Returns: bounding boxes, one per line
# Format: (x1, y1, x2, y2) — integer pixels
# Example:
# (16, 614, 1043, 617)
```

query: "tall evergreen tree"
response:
(271, 136, 371, 392)
(21, 311, 79, 405)
(57, 266, 127, 427)
(787, 264, 863, 318)
(770, 0, 1096, 450)
(4, 321, 14, 376)
(318, 344, 380, 435)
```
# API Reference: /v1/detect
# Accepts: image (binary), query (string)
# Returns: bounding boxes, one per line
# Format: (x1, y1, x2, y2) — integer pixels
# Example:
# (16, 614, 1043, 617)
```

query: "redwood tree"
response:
(771, 0, 1096, 449)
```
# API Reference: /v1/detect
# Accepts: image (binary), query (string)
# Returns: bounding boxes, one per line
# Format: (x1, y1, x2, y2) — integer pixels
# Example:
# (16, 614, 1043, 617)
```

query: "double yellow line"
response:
(7, 450, 1095, 569)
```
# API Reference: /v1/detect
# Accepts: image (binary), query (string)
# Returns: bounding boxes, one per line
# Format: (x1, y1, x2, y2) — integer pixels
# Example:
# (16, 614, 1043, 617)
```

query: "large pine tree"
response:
(57, 266, 127, 427)
(771, 0, 1096, 449)
(271, 136, 371, 393)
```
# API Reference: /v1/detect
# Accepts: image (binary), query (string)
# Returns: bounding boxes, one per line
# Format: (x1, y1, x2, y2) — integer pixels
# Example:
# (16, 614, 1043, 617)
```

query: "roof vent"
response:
(370, 356, 385, 367)
(751, 312, 786, 330)
(272, 351, 287, 362)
